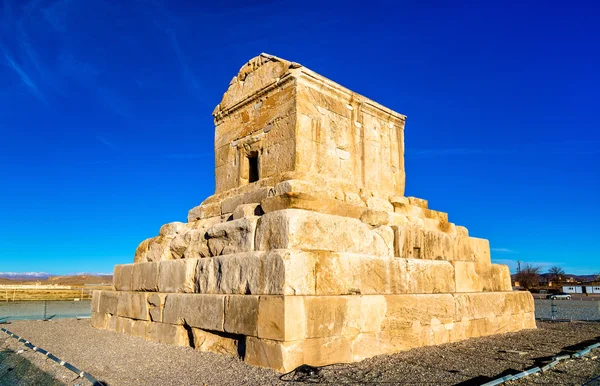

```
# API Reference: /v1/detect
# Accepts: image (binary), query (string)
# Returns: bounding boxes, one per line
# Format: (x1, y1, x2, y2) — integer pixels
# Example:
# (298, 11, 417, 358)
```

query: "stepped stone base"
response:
(91, 290, 535, 372)
(95, 54, 537, 373)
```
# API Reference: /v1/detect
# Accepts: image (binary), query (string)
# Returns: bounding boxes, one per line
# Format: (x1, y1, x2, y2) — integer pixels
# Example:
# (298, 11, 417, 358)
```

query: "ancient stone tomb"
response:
(91, 53, 535, 372)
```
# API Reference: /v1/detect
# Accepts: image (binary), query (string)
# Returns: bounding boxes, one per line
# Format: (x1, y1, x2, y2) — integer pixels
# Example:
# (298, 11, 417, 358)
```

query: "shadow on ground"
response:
(0, 349, 64, 386)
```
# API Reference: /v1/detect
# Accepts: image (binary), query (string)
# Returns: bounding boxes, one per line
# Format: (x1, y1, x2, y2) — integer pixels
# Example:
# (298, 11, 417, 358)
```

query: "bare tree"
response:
(548, 266, 565, 283)
(515, 264, 541, 290)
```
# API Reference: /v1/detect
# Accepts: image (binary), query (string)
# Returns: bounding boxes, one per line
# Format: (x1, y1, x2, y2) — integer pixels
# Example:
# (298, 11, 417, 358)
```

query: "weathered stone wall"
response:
(211, 53, 406, 198)
(295, 76, 406, 199)
(92, 290, 535, 372)
(94, 53, 535, 373)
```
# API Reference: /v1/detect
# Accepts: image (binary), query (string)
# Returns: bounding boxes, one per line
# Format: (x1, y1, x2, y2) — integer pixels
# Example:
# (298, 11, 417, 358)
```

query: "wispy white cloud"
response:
(96, 135, 117, 150)
(41, 0, 74, 32)
(3, 50, 48, 105)
(491, 248, 518, 253)
(165, 28, 206, 102)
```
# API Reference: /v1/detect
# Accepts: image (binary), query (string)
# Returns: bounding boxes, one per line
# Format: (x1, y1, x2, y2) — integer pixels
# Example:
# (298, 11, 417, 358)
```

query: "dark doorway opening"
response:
(248, 152, 259, 183)
(413, 247, 421, 259)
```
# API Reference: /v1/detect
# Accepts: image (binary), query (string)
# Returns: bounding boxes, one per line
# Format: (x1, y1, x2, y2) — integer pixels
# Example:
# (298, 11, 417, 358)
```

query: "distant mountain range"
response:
(511, 272, 599, 282)
(0, 272, 111, 281)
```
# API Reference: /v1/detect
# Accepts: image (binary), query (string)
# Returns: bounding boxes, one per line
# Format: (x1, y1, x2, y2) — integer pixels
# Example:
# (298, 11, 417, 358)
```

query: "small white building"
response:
(562, 285, 583, 294)
(586, 286, 600, 294)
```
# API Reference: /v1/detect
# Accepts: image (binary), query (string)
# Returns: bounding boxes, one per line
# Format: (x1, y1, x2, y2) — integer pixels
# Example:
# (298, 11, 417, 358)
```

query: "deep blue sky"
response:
(1, 0, 598, 275)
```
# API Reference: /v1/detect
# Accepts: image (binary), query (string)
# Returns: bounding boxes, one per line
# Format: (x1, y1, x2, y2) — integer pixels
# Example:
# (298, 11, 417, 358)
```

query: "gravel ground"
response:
(0, 332, 82, 385)
(1, 319, 600, 385)
(0, 301, 92, 321)
(534, 299, 600, 321)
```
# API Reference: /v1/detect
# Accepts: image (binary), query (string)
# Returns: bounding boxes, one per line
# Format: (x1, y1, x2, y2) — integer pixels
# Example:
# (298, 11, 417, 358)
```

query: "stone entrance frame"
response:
(91, 53, 535, 372)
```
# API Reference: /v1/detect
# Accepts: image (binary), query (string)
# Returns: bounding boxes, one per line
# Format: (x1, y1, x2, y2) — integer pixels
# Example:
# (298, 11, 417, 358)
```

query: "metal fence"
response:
(0, 300, 92, 322)
(534, 299, 600, 321)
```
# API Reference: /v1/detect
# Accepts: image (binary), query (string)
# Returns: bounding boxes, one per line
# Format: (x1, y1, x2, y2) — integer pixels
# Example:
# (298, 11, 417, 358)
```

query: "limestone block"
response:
(91, 312, 116, 331)
(245, 337, 304, 373)
(146, 235, 176, 262)
(360, 210, 389, 226)
(360, 257, 406, 295)
(397, 223, 424, 259)
(343, 296, 387, 336)
(131, 262, 159, 292)
(420, 208, 449, 224)
(261, 192, 363, 218)
(188, 202, 220, 222)
(454, 233, 474, 261)
(523, 312, 537, 329)
(106, 314, 117, 331)
(220, 187, 271, 215)
(193, 251, 315, 296)
(131, 320, 149, 338)
(255, 209, 394, 257)
(273, 179, 336, 200)
(158, 259, 198, 293)
(344, 191, 364, 206)
(116, 316, 134, 334)
(198, 253, 262, 295)
(146, 322, 190, 346)
(169, 236, 188, 260)
(490, 264, 512, 291)
(388, 213, 410, 228)
(470, 237, 491, 264)
(366, 197, 394, 212)
(116, 292, 149, 320)
(312, 254, 455, 295)
(147, 293, 167, 322)
(452, 262, 512, 292)
(382, 294, 455, 331)
(500, 291, 535, 315)
(114, 264, 133, 291)
(405, 259, 455, 293)
(389, 195, 409, 208)
(98, 291, 119, 315)
(421, 229, 456, 260)
(257, 296, 305, 341)
(90, 312, 107, 329)
(350, 331, 414, 360)
(314, 252, 362, 295)
(224, 295, 259, 336)
(454, 292, 532, 322)
(261, 192, 365, 219)
(452, 261, 484, 292)
(206, 216, 259, 256)
(304, 296, 347, 339)
(182, 217, 222, 259)
(165, 222, 195, 260)
(233, 203, 263, 219)
(408, 197, 428, 209)
(192, 328, 240, 356)
(263, 250, 315, 295)
(181, 229, 209, 259)
(91, 291, 100, 313)
(159, 222, 188, 236)
(134, 237, 154, 263)
(302, 335, 352, 368)
(162, 294, 225, 332)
